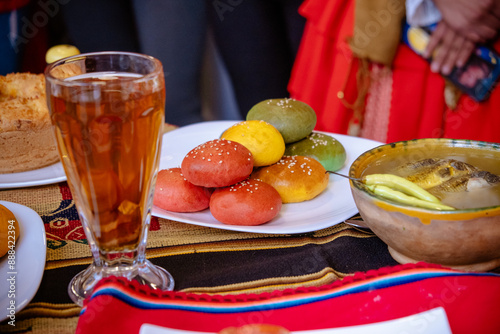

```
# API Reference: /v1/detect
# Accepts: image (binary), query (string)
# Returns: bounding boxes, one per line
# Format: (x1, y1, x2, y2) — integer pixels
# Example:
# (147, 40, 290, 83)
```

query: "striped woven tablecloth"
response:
(0, 179, 398, 333)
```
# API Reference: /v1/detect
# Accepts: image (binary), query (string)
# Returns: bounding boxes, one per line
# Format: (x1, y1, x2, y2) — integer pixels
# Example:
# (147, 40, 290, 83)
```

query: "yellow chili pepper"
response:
(366, 185, 455, 211)
(363, 174, 441, 204)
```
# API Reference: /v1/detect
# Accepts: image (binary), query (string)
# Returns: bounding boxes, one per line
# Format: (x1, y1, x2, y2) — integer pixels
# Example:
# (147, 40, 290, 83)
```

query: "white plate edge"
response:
(0, 163, 66, 189)
(0, 200, 47, 322)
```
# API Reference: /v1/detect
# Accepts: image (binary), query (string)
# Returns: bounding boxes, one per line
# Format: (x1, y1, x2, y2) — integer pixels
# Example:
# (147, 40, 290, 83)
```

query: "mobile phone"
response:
(402, 23, 500, 102)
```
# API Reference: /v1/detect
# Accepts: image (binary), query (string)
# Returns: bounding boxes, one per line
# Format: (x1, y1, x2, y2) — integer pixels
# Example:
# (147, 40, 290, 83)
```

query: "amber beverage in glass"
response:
(45, 52, 174, 306)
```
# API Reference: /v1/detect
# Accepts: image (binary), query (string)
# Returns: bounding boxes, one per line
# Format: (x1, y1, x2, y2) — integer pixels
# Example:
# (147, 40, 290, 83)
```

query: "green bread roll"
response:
(246, 98, 316, 143)
(285, 132, 346, 172)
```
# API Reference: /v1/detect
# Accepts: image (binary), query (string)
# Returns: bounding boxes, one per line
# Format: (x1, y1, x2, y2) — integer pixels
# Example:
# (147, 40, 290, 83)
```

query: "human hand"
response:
(493, 1, 500, 22)
(432, 0, 500, 43)
(423, 21, 475, 75)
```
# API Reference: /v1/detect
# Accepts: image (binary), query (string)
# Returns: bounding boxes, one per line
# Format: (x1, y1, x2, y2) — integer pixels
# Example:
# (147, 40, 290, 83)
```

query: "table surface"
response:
(0, 177, 400, 333)
(0, 123, 398, 332)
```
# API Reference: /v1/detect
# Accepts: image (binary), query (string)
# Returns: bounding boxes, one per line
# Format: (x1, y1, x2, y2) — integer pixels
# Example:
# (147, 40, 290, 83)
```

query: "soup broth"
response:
(358, 142, 500, 210)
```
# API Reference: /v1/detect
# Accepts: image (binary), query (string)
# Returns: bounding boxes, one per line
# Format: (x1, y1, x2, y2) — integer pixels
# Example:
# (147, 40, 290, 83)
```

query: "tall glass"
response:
(45, 52, 174, 306)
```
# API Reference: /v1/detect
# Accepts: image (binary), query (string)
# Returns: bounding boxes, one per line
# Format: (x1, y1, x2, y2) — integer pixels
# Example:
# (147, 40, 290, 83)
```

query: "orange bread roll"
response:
(219, 324, 290, 334)
(0, 204, 20, 258)
(251, 156, 329, 203)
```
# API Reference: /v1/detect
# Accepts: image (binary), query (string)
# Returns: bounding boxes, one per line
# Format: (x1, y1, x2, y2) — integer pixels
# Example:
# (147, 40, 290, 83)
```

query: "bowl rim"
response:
(349, 138, 500, 214)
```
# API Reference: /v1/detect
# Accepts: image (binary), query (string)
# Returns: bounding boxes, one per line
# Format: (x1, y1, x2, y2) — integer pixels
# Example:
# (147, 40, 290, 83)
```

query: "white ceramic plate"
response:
(0, 200, 47, 322)
(152, 121, 383, 234)
(140, 308, 452, 334)
(0, 163, 66, 189)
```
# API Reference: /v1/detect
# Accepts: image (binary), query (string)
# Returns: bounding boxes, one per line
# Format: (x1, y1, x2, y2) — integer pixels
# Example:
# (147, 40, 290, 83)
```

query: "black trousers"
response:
(208, 0, 306, 118)
(58, 0, 207, 126)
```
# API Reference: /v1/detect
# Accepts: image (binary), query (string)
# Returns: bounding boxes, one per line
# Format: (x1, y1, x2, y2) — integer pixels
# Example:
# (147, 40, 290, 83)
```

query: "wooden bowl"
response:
(349, 138, 500, 271)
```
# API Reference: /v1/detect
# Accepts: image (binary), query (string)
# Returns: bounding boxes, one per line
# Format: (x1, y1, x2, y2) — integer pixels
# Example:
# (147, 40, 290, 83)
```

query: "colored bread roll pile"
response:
(154, 98, 347, 226)
(155, 139, 282, 226)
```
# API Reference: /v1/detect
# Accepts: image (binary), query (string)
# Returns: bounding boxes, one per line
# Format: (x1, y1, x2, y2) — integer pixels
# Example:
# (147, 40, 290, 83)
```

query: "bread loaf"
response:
(0, 73, 59, 173)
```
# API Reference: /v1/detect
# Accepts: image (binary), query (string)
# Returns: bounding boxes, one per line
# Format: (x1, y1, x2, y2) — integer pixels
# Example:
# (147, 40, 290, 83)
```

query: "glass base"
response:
(68, 259, 174, 306)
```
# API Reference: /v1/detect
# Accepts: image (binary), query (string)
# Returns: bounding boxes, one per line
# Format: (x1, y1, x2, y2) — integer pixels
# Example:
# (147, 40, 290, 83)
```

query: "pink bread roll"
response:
(210, 179, 282, 226)
(181, 139, 254, 187)
(154, 168, 212, 212)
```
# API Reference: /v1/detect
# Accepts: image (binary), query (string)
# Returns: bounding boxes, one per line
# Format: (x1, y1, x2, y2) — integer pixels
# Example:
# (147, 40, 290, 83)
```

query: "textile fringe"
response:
(338, 57, 371, 136)
(360, 64, 393, 143)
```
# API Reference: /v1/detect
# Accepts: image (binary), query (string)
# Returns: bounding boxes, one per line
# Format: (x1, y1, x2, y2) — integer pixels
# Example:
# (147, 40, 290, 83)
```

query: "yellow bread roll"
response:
(251, 156, 329, 203)
(45, 44, 80, 64)
(0, 204, 20, 258)
(220, 120, 285, 167)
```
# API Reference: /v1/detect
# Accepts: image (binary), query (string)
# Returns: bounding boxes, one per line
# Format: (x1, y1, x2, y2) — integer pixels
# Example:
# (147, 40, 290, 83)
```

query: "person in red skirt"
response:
(289, 0, 500, 143)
